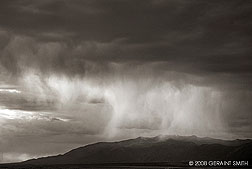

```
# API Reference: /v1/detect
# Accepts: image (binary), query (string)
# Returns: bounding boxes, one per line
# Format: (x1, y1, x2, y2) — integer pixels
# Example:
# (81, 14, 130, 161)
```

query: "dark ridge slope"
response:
(22, 135, 252, 165)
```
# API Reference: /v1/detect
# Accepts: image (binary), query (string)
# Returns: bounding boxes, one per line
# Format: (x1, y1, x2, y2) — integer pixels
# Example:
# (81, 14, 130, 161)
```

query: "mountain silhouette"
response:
(22, 135, 252, 165)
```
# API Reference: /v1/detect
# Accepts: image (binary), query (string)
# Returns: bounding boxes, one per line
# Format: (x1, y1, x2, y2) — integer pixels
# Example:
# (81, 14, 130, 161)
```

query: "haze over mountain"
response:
(22, 135, 252, 165)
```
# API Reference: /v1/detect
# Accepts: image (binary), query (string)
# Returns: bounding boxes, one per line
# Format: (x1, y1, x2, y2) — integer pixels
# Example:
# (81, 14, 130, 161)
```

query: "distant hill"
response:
(22, 135, 252, 165)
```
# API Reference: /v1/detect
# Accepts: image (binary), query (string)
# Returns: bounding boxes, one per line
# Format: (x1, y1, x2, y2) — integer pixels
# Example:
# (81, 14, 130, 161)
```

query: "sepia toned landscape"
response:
(0, 0, 251, 168)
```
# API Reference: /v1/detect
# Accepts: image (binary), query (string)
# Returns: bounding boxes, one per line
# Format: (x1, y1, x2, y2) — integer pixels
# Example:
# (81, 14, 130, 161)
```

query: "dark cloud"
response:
(0, 0, 251, 77)
(0, 0, 251, 84)
(0, 0, 252, 163)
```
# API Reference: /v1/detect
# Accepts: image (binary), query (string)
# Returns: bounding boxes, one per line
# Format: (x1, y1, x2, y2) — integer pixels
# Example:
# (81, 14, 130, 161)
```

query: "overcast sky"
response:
(0, 0, 252, 163)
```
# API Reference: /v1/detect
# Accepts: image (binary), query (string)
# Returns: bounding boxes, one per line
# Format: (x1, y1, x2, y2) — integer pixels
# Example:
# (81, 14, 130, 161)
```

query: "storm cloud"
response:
(0, 0, 252, 163)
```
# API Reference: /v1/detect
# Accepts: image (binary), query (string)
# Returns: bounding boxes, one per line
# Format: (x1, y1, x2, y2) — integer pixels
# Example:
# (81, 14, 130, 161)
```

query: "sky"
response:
(0, 0, 252, 163)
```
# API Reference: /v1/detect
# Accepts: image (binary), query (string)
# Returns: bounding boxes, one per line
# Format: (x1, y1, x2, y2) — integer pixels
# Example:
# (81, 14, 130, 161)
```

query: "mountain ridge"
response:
(21, 135, 252, 165)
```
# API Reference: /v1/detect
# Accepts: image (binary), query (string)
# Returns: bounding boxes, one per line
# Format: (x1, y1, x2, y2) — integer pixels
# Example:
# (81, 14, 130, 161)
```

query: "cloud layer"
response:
(0, 0, 252, 163)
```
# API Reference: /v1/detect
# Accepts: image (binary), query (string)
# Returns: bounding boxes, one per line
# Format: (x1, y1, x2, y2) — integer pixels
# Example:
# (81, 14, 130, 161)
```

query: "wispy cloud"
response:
(0, 88, 21, 94)
(0, 108, 70, 122)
